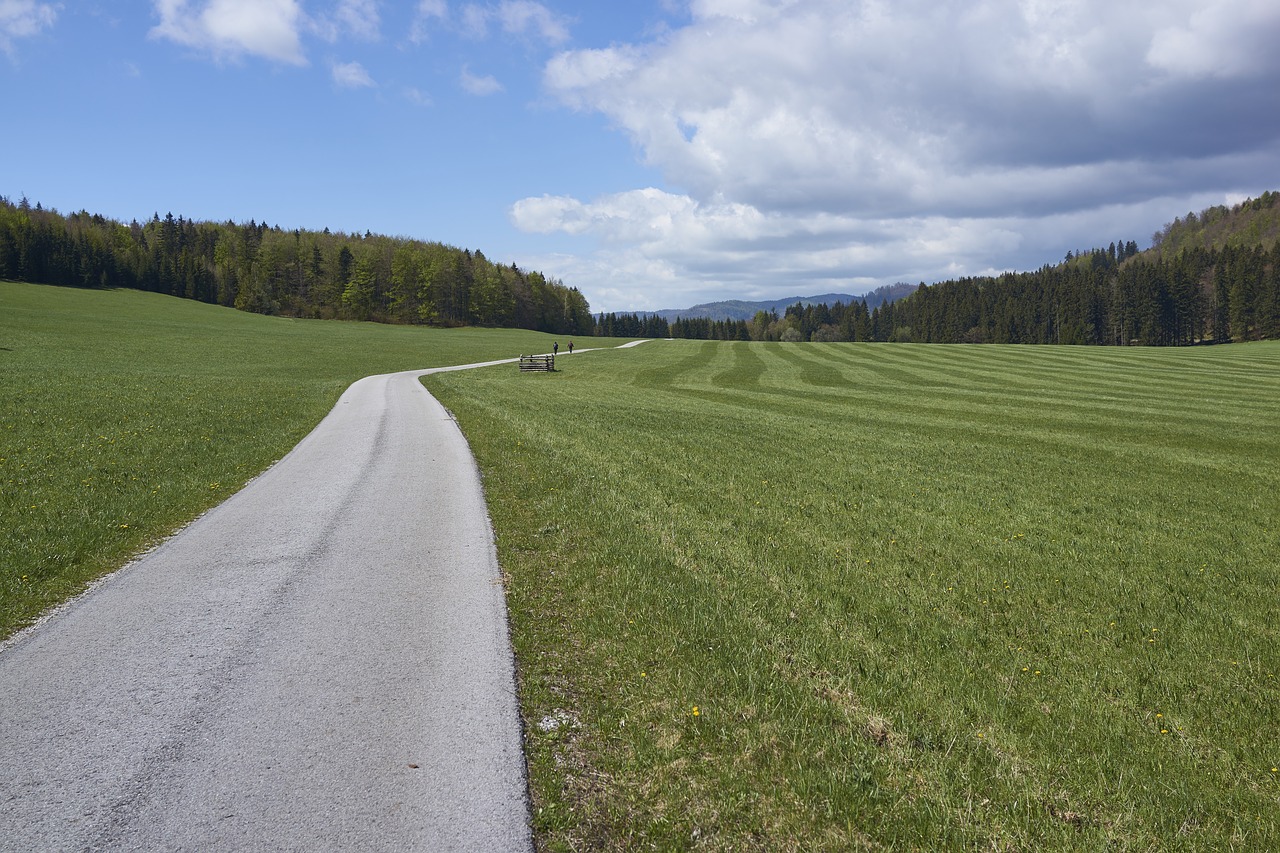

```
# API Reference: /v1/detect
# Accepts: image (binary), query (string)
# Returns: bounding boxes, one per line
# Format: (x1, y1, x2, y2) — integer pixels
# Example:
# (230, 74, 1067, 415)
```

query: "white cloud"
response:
(0, 0, 57, 55)
(331, 59, 374, 88)
(460, 64, 503, 95)
(543, 46, 637, 104)
(459, 3, 488, 38)
(513, 187, 1251, 312)
(690, 0, 775, 25)
(495, 0, 568, 44)
(1146, 0, 1280, 79)
(409, 0, 446, 43)
(450, 1, 568, 44)
(403, 85, 431, 106)
(312, 0, 380, 42)
(542, 0, 1280, 217)
(150, 0, 306, 65)
(512, 188, 1026, 309)
(334, 0, 378, 40)
(511, 194, 591, 235)
(527, 0, 1280, 311)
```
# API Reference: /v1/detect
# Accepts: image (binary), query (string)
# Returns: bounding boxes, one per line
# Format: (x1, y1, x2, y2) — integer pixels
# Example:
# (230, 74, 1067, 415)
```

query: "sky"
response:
(3, 1, 1279, 313)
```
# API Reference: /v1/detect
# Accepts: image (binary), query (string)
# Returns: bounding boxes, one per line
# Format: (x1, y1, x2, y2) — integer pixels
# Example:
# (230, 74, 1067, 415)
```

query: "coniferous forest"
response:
(0, 196, 594, 335)
(5, 192, 1278, 346)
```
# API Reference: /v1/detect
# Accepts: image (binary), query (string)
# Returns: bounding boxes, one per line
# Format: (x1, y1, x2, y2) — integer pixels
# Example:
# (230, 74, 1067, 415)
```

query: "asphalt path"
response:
(0, 352, 589, 852)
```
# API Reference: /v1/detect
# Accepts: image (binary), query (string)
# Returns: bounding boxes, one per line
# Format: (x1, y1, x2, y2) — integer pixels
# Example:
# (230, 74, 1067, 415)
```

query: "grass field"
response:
(425, 339, 1280, 850)
(0, 280, 605, 638)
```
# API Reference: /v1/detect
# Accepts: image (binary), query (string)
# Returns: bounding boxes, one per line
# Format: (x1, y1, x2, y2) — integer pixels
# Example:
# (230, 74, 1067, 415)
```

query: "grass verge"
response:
(426, 338, 1280, 850)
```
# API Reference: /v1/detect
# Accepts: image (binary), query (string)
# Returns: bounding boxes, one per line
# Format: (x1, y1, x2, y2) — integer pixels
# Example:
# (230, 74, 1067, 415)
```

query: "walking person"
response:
(568, 341, 574, 354)
(553, 341, 559, 356)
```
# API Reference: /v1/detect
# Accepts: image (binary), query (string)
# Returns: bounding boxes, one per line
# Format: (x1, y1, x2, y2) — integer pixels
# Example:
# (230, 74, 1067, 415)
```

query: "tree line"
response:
(594, 311, 671, 339)
(10, 192, 1275, 346)
(627, 193, 1280, 345)
(882, 237, 1279, 346)
(0, 196, 594, 334)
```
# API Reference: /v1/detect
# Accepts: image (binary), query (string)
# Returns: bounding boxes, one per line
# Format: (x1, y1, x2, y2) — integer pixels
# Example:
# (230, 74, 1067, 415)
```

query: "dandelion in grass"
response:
(691, 705, 701, 718)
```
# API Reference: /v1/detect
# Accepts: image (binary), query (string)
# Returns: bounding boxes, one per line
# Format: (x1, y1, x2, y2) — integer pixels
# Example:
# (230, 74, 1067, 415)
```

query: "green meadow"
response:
(5, 281, 1279, 849)
(425, 338, 1280, 850)
(0, 280, 593, 638)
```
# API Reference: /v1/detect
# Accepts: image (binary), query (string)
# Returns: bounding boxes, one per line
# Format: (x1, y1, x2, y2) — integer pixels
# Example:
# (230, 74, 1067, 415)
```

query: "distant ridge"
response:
(650, 283, 918, 322)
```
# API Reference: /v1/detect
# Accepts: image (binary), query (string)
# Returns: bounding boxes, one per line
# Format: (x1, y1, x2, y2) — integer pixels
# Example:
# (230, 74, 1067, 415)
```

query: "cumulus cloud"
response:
(150, 0, 306, 65)
(331, 59, 373, 88)
(513, 188, 1245, 311)
(544, 0, 1280, 217)
(0, 0, 57, 56)
(523, 0, 1280, 311)
(512, 188, 1028, 308)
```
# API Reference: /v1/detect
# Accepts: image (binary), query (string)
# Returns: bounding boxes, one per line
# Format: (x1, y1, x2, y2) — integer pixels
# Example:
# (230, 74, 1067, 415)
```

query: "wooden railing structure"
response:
(518, 354, 555, 372)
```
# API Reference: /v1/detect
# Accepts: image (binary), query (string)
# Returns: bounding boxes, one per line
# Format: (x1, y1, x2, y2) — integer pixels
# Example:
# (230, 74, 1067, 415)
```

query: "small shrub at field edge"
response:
(0, 280, 633, 639)
(427, 338, 1280, 851)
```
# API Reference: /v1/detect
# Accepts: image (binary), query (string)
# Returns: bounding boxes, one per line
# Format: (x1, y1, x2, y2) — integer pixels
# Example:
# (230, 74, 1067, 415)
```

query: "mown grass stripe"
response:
(428, 337, 1280, 851)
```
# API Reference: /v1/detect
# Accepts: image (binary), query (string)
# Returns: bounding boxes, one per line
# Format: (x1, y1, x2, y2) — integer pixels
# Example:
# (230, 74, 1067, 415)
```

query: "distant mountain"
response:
(651, 293, 857, 323)
(857, 282, 921, 310)
(652, 283, 918, 322)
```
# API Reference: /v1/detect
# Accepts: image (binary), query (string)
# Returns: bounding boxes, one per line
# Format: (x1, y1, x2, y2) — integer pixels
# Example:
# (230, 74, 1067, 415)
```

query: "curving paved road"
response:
(0, 359, 539, 851)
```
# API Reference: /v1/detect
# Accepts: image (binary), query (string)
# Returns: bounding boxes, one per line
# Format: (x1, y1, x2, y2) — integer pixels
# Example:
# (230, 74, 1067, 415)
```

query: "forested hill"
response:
(1148, 192, 1280, 259)
(0, 196, 593, 334)
(707, 192, 1277, 345)
(877, 192, 1280, 346)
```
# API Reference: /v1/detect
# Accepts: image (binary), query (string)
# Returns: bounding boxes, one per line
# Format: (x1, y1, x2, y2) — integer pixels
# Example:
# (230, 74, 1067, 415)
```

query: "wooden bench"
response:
(518, 354, 555, 372)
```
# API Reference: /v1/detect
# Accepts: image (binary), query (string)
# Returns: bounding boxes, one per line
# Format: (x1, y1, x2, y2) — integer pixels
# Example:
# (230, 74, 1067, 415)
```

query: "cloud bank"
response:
(517, 0, 1280, 311)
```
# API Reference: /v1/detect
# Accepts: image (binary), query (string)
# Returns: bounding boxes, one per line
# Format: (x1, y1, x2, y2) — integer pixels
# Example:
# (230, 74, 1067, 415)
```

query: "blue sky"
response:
(4, 1, 1279, 313)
